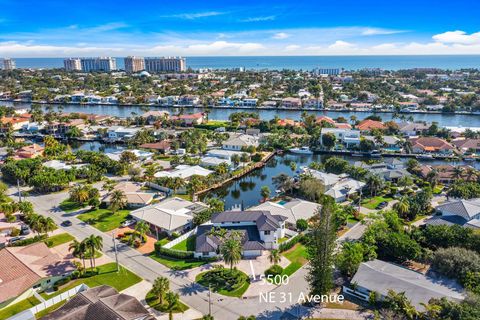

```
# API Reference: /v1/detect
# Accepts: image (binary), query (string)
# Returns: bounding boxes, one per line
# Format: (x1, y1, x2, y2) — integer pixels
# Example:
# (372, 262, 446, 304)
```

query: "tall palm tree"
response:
(221, 238, 242, 270)
(109, 190, 127, 214)
(152, 276, 169, 305)
(268, 249, 281, 265)
(69, 240, 87, 272)
(43, 217, 57, 236)
(134, 221, 150, 243)
(366, 174, 384, 197)
(426, 169, 439, 188)
(84, 235, 103, 269)
(393, 196, 410, 219)
(165, 291, 179, 320)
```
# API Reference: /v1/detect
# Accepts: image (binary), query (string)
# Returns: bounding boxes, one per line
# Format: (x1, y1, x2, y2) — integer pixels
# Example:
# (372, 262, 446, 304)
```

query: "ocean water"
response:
(11, 55, 480, 71)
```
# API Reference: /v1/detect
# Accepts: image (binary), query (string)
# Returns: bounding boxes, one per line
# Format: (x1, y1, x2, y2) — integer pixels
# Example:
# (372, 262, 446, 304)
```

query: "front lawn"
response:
(281, 243, 308, 276)
(195, 267, 250, 298)
(45, 233, 75, 248)
(59, 199, 86, 213)
(149, 253, 207, 270)
(0, 296, 40, 319)
(77, 209, 130, 232)
(145, 290, 189, 313)
(171, 236, 196, 251)
(41, 263, 141, 299)
(361, 196, 393, 210)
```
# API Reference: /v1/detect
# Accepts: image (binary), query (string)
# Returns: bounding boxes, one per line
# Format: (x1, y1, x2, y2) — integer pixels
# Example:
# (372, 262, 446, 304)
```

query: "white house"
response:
(320, 128, 361, 149)
(154, 165, 213, 180)
(222, 133, 259, 151)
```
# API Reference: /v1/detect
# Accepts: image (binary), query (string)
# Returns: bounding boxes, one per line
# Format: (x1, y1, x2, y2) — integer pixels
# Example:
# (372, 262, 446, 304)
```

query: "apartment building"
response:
(80, 57, 116, 72)
(63, 58, 81, 71)
(124, 56, 145, 73)
(144, 57, 186, 72)
(1, 58, 16, 70)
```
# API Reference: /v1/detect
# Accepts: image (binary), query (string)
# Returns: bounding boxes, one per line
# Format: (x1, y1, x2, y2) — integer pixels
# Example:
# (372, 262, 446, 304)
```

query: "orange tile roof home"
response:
(410, 137, 455, 152)
(334, 122, 352, 129)
(316, 116, 336, 124)
(139, 140, 171, 151)
(356, 119, 386, 131)
(15, 143, 44, 159)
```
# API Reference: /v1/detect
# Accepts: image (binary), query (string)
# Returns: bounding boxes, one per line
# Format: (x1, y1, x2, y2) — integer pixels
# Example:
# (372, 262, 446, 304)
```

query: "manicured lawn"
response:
(278, 237, 289, 244)
(173, 193, 192, 201)
(158, 238, 170, 246)
(149, 253, 207, 270)
(145, 290, 189, 313)
(77, 209, 130, 232)
(0, 296, 40, 319)
(361, 196, 393, 210)
(45, 233, 75, 247)
(172, 236, 196, 251)
(281, 243, 308, 276)
(196, 268, 250, 298)
(59, 199, 86, 213)
(41, 263, 141, 299)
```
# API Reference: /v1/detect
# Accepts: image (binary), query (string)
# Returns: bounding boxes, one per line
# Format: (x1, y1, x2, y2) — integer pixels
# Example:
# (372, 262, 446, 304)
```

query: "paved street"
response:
(7, 186, 369, 320)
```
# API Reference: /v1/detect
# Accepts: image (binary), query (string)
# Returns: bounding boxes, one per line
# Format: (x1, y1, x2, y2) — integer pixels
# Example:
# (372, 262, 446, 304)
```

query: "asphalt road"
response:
(7, 186, 366, 320)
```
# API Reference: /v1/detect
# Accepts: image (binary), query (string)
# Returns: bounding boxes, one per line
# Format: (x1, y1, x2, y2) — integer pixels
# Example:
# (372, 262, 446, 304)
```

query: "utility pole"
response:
(112, 231, 119, 272)
(17, 179, 21, 202)
(208, 284, 212, 316)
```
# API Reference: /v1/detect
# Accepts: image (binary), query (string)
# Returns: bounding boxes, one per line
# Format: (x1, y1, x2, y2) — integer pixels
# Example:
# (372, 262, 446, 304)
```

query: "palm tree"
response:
(260, 186, 270, 201)
(272, 173, 294, 194)
(268, 249, 281, 265)
(42, 217, 57, 236)
(366, 174, 384, 197)
(452, 167, 465, 180)
(69, 240, 87, 272)
(66, 126, 83, 138)
(134, 221, 150, 243)
(221, 238, 242, 270)
(109, 190, 127, 214)
(426, 169, 439, 188)
(84, 235, 103, 269)
(165, 291, 179, 320)
(393, 196, 410, 219)
(170, 177, 186, 194)
(152, 276, 170, 305)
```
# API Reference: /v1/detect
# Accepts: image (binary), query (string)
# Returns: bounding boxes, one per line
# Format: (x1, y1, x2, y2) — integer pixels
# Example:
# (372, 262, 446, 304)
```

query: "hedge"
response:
(278, 234, 307, 252)
(154, 241, 194, 259)
(10, 234, 47, 247)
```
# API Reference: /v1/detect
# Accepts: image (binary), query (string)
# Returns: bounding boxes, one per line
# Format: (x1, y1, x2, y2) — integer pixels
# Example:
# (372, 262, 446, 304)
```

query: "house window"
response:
(264, 230, 271, 235)
(202, 252, 209, 256)
(33, 284, 41, 289)
(46, 279, 51, 283)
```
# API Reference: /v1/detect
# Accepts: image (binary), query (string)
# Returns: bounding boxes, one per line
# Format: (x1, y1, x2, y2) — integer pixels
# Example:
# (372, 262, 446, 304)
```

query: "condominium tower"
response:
(64, 58, 82, 71)
(80, 57, 116, 72)
(124, 56, 145, 73)
(1, 58, 16, 70)
(144, 57, 186, 72)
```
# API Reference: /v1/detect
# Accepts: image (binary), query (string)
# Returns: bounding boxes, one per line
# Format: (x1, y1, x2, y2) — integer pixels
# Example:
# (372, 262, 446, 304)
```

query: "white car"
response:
(121, 219, 136, 227)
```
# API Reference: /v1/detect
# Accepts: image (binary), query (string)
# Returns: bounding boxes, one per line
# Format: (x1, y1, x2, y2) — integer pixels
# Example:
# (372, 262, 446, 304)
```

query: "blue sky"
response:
(0, 0, 479, 56)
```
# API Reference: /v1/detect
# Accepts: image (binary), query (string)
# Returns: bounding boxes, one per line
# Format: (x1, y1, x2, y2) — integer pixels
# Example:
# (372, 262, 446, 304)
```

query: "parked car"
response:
(376, 201, 388, 210)
(9, 236, 26, 244)
(121, 219, 136, 227)
(61, 220, 72, 227)
(20, 224, 31, 235)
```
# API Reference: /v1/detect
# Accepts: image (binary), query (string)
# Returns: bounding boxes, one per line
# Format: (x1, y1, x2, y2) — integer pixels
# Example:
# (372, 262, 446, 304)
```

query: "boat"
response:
(416, 154, 434, 160)
(369, 151, 382, 158)
(289, 146, 313, 154)
(464, 155, 476, 162)
(351, 152, 365, 157)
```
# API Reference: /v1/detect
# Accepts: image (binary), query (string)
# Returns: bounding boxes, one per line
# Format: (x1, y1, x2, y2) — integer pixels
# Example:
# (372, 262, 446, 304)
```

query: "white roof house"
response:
(43, 160, 86, 170)
(154, 165, 213, 179)
(130, 197, 208, 233)
(303, 168, 364, 202)
(206, 149, 244, 160)
(200, 157, 232, 168)
(249, 198, 320, 225)
(222, 134, 259, 151)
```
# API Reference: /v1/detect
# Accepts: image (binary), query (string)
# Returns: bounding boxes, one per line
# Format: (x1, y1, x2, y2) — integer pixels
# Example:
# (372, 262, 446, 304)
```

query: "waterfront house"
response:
(170, 112, 204, 126)
(178, 94, 200, 106)
(425, 198, 480, 229)
(141, 110, 170, 124)
(397, 122, 430, 136)
(363, 135, 401, 151)
(0, 116, 30, 132)
(154, 165, 213, 180)
(130, 197, 208, 236)
(418, 164, 477, 184)
(44, 119, 86, 136)
(239, 98, 258, 107)
(250, 198, 320, 226)
(139, 140, 171, 153)
(194, 210, 287, 258)
(320, 128, 361, 149)
(107, 126, 140, 140)
(410, 137, 454, 154)
(222, 133, 260, 151)
(356, 119, 386, 132)
(281, 97, 302, 109)
(451, 138, 480, 154)
(42, 285, 154, 320)
(344, 259, 464, 310)
(0, 242, 75, 308)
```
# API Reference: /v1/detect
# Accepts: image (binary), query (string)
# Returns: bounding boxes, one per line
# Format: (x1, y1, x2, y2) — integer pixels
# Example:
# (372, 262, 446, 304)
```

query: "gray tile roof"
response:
(436, 198, 480, 221)
(195, 225, 265, 253)
(351, 259, 464, 309)
(211, 210, 287, 231)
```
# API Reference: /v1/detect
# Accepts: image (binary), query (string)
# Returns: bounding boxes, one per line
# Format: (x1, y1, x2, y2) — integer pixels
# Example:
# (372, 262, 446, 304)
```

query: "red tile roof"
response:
(356, 119, 386, 131)
(410, 137, 454, 151)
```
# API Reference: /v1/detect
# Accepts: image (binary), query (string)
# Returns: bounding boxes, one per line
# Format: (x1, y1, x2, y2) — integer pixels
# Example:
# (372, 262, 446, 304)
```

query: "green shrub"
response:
(10, 234, 47, 247)
(279, 234, 306, 252)
(10, 228, 20, 237)
(264, 264, 284, 278)
(154, 241, 194, 259)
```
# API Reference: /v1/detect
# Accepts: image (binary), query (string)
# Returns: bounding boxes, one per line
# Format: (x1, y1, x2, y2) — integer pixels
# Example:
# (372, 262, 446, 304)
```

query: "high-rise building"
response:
(314, 68, 342, 76)
(124, 56, 145, 73)
(1, 58, 16, 70)
(80, 57, 116, 72)
(64, 58, 81, 71)
(144, 57, 186, 73)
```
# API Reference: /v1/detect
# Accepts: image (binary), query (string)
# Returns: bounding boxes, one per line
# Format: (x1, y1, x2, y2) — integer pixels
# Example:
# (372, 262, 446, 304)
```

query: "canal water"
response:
(4, 101, 480, 128)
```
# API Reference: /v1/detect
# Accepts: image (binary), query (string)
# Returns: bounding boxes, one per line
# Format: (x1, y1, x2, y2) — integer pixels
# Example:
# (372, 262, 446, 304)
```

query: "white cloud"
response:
(433, 30, 480, 45)
(240, 16, 276, 22)
(284, 45, 301, 51)
(328, 40, 355, 49)
(161, 11, 226, 20)
(360, 27, 406, 36)
(272, 32, 290, 40)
